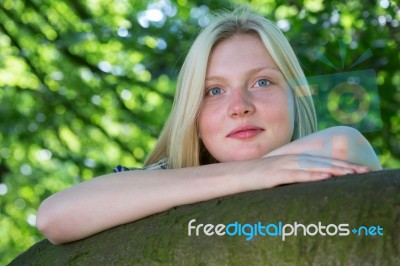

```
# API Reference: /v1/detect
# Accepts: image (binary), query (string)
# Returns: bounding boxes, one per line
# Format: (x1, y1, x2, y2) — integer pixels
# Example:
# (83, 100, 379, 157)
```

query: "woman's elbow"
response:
(329, 126, 382, 170)
(36, 198, 67, 244)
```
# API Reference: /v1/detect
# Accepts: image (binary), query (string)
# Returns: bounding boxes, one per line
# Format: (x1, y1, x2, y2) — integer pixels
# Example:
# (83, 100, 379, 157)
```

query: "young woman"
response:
(37, 7, 381, 244)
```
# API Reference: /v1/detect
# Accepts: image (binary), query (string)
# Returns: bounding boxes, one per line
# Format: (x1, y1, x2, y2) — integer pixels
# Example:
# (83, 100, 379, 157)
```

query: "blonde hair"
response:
(145, 6, 317, 168)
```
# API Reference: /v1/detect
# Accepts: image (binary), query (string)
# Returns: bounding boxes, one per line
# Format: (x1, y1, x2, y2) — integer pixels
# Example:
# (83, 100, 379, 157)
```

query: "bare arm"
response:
(38, 165, 242, 244)
(37, 126, 375, 244)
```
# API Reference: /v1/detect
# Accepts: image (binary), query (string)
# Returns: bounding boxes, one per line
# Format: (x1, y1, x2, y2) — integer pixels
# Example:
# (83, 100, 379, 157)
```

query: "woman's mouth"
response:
(227, 125, 264, 139)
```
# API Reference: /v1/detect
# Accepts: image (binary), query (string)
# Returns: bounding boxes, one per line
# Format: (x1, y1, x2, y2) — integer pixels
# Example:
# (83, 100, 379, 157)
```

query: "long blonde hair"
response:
(145, 6, 317, 168)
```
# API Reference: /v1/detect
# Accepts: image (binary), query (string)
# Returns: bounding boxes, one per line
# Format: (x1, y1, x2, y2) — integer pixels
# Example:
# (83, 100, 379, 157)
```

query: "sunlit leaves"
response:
(304, 0, 324, 13)
(59, 126, 81, 153)
(0, 0, 399, 264)
(0, 58, 40, 89)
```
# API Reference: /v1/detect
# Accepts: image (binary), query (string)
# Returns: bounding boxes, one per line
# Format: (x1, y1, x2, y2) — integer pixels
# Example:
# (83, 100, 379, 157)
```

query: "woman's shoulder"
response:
(113, 158, 168, 173)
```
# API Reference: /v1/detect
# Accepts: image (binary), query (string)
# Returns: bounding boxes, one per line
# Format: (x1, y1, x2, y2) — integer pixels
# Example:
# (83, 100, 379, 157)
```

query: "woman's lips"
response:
(227, 125, 264, 139)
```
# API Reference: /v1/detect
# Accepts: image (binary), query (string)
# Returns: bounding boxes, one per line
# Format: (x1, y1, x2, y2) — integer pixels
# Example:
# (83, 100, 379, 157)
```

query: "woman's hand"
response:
(229, 153, 371, 192)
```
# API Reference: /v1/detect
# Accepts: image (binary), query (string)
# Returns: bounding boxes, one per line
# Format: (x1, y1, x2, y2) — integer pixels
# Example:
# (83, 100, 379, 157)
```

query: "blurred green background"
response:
(1, 0, 399, 263)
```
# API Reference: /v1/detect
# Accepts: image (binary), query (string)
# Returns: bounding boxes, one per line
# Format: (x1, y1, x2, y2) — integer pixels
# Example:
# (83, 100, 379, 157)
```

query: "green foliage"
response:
(0, 0, 399, 264)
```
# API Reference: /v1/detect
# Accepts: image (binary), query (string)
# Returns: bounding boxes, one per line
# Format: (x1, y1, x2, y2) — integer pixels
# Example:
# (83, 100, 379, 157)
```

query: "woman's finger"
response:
(293, 154, 371, 174)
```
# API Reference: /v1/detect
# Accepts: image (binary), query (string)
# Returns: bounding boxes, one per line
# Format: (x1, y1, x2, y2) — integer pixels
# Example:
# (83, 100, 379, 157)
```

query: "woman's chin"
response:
(218, 151, 270, 162)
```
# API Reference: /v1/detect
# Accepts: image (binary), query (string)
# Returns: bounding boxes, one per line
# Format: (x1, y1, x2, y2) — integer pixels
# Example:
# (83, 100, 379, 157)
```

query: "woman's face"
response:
(198, 33, 294, 162)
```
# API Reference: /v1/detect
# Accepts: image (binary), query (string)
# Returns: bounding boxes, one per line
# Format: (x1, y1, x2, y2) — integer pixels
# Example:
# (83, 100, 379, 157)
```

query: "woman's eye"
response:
(254, 79, 270, 88)
(207, 87, 223, 96)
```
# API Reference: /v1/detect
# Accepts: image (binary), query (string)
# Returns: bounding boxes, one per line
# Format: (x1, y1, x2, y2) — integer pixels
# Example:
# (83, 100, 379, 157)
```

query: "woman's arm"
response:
(37, 152, 370, 244)
(266, 126, 382, 170)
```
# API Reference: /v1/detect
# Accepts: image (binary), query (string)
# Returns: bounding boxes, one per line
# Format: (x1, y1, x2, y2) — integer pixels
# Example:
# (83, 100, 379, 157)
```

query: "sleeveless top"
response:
(113, 158, 168, 172)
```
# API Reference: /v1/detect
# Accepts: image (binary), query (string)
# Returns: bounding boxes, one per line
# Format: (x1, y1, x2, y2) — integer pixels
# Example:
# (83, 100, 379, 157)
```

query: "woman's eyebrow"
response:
(248, 66, 282, 75)
(205, 66, 282, 81)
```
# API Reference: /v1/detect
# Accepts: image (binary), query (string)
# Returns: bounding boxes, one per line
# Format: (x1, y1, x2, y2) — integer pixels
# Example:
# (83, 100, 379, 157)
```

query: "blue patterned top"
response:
(113, 158, 168, 172)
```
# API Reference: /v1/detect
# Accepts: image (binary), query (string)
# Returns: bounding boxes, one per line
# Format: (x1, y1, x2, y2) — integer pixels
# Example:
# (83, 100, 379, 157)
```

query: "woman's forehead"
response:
(206, 34, 281, 77)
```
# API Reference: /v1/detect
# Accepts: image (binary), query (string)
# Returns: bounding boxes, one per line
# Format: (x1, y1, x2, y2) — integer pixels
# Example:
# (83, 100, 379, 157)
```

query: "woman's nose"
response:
(228, 90, 256, 118)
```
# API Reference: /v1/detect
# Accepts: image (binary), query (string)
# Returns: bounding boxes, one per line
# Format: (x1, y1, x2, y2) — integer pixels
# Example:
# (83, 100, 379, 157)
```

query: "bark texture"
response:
(10, 169, 400, 265)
